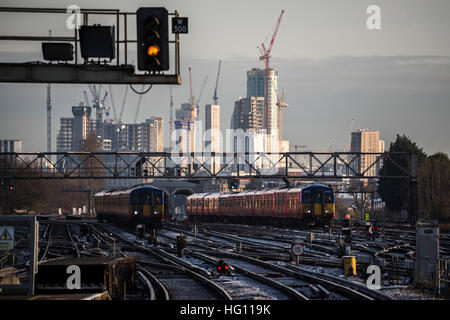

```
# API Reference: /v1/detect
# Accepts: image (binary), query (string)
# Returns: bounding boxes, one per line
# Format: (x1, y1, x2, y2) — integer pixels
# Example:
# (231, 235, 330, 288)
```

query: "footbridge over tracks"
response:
(0, 151, 419, 222)
(0, 151, 417, 181)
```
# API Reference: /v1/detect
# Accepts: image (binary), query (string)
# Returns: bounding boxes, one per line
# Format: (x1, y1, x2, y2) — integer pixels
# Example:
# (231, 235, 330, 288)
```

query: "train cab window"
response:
(143, 191, 153, 205)
(131, 193, 140, 205)
(302, 191, 311, 203)
(324, 191, 333, 203)
(155, 194, 162, 206)
(313, 191, 322, 203)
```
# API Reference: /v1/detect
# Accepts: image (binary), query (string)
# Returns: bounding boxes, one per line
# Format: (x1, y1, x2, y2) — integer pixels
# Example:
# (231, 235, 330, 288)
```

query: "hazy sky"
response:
(0, 0, 449, 155)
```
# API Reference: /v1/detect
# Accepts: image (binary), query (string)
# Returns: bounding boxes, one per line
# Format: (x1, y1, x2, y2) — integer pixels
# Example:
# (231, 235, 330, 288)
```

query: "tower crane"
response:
(346, 118, 355, 151)
(133, 84, 145, 123)
(195, 75, 208, 117)
(258, 9, 285, 133)
(100, 91, 110, 121)
(213, 59, 222, 105)
(108, 84, 118, 123)
(83, 90, 90, 107)
(118, 85, 129, 124)
(275, 88, 288, 142)
(88, 84, 104, 123)
(188, 67, 196, 122)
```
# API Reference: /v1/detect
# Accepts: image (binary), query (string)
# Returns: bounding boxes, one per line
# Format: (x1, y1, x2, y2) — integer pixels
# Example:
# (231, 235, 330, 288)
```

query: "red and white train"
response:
(186, 184, 335, 227)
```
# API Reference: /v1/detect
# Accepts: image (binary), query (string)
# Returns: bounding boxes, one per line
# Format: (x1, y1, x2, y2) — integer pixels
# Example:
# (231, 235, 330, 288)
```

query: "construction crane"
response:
(258, 9, 285, 133)
(195, 75, 208, 117)
(275, 88, 288, 142)
(100, 91, 110, 121)
(83, 90, 90, 107)
(133, 84, 145, 123)
(346, 117, 355, 151)
(108, 84, 118, 122)
(88, 84, 105, 123)
(213, 60, 222, 105)
(118, 85, 129, 124)
(188, 67, 196, 122)
(293, 145, 307, 151)
(325, 139, 335, 152)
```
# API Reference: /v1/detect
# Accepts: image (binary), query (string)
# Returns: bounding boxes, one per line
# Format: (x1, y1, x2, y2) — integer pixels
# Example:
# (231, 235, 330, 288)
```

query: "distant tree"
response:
(377, 134, 426, 217)
(417, 152, 450, 222)
(348, 182, 375, 220)
(335, 197, 350, 219)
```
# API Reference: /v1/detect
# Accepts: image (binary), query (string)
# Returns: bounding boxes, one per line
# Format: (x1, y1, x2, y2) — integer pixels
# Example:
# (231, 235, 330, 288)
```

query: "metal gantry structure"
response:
(0, 151, 416, 181)
(0, 7, 182, 85)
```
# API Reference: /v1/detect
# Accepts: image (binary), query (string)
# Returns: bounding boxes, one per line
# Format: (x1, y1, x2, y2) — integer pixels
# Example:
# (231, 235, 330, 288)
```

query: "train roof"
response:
(302, 184, 333, 190)
(187, 192, 210, 199)
(94, 185, 162, 197)
(184, 183, 334, 199)
(204, 192, 223, 198)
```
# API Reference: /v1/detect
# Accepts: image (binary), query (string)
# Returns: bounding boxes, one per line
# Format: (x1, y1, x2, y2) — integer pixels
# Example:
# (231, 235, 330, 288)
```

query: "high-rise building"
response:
(148, 116, 164, 152)
(56, 105, 92, 153)
(205, 104, 220, 150)
(0, 139, 22, 152)
(176, 103, 195, 122)
(247, 68, 278, 134)
(350, 129, 381, 177)
(205, 104, 221, 174)
(231, 97, 265, 132)
(72, 105, 92, 151)
(56, 117, 74, 152)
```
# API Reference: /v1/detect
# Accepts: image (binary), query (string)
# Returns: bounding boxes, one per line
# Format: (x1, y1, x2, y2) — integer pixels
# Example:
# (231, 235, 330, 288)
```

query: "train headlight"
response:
(134, 210, 139, 215)
(325, 210, 329, 213)
(306, 210, 311, 214)
(154, 210, 159, 215)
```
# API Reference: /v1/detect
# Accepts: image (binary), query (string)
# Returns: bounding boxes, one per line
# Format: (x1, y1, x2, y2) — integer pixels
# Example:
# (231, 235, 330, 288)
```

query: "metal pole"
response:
(124, 13, 127, 65)
(88, 187, 91, 215)
(116, 11, 120, 66)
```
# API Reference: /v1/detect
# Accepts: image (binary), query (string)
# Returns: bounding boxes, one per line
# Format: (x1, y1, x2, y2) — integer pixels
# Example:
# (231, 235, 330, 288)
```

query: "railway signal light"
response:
(136, 7, 169, 71)
(217, 259, 230, 275)
(229, 179, 239, 190)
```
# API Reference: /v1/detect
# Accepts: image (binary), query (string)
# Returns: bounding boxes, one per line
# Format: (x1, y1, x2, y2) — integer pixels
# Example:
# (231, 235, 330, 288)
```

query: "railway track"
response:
(158, 225, 392, 300)
(91, 222, 232, 300)
(39, 222, 80, 261)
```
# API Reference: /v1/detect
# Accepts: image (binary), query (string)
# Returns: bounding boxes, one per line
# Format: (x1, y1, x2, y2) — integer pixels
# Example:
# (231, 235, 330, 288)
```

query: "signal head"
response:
(136, 7, 169, 71)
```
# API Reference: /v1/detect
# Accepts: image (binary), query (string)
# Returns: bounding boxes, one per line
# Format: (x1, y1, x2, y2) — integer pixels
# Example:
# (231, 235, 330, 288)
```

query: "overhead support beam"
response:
(0, 151, 417, 181)
(0, 6, 183, 85)
(0, 63, 181, 84)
